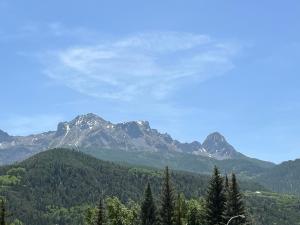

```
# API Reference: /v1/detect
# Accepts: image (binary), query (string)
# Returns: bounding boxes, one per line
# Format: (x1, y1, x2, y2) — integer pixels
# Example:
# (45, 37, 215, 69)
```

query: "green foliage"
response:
(85, 207, 96, 225)
(9, 219, 24, 225)
(187, 207, 198, 225)
(0, 199, 5, 225)
(223, 173, 246, 225)
(46, 204, 90, 225)
(141, 183, 156, 225)
(0, 167, 25, 190)
(186, 199, 205, 225)
(204, 167, 225, 225)
(159, 166, 175, 225)
(255, 158, 300, 196)
(84, 148, 275, 179)
(95, 199, 105, 225)
(245, 191, 300, 225)
(0, 175, 20, 186)
(174, 194, 186, 225)
(6, 168, 26, 177)
(0, 149, 224, 224)
(0, 149, 298, 225)
(106, 197, 140, 225)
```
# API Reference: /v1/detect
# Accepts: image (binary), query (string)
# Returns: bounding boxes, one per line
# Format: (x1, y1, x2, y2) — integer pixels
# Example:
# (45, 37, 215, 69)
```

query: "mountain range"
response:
(2, 113, 300, 196)
(1, 113, 300, 224)
(0, 113, 248, 165)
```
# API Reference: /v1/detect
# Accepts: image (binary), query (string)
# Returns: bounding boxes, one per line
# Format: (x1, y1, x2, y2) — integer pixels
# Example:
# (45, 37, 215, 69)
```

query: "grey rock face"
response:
(0, 113, 244, 164)
(202, 132, 244, 159)
(0, 129, 12, 142)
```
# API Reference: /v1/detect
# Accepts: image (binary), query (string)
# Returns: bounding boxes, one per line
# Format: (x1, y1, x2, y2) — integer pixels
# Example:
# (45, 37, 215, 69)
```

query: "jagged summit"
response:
(204, 132, 226, 143)
(0, 113, 246, 164)
(202, 132, 242, 159)
(70, 113, 109, 127)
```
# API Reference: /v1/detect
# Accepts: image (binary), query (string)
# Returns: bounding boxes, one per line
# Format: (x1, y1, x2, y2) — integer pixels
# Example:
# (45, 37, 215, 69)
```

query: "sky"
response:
(0, 0, 300, 163)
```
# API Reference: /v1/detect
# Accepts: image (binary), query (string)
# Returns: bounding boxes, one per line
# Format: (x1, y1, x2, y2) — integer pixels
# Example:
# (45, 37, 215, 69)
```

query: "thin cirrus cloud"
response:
(42, 31, 240, 101)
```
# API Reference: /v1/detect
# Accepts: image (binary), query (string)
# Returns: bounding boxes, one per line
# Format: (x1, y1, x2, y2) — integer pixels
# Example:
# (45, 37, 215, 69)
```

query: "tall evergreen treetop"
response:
(160, 166, 175, 225)
(225, 175, 229, 193)
(223, 173, 246, 225)
(141, 182, 157, 225)
(205, 166, 225, 225)
(175, 193, 186, 225)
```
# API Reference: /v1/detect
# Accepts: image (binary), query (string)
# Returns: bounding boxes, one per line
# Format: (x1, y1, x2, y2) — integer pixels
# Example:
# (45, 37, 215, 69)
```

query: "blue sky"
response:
(0, 0, 300, 163)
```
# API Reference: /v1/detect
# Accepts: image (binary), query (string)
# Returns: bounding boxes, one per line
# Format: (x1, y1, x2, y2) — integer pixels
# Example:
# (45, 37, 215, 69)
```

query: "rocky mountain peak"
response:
(72, 113, 109, 128)
(55, 113, 110, 137)
(55, 122, 70, 137)
(202, 132, 241, 159)
(72, 113, 107, 125)
(136, 120, 150, 128)
(115, 121, 149, 139)
(0, 114, 246, 164)
(0, 129, 12, 142)
(204, 132, 226, 143)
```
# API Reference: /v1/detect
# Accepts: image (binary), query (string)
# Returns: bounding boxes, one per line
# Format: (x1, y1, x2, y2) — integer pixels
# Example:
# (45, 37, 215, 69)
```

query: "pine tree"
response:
(96, 198, 105, 225)
(224, 175, 229, 194)
(204, 166, 225, 225)
(141, 183, 157, 225)
(160, 166, 175, 225)
(223, 173, 246, 225)
(175, 194, 185, 225)
(187, 207, 198, 225)
(0, 199, 5, 225)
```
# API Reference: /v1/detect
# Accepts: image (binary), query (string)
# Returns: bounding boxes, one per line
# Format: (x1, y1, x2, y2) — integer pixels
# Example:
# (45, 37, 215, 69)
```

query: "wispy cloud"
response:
(0, 22, 98, 42)
(41, 31, 240, 101)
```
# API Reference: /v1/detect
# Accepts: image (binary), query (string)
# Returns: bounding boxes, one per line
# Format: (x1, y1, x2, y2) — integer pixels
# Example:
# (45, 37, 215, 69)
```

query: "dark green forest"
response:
(0, 149, 299, 225)
(83, 147, 274, 179)
(255, 159, 300, 196)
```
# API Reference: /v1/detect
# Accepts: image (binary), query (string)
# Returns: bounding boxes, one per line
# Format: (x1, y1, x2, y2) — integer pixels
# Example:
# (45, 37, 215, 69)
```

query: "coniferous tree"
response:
(187, 207, 198, 225)
(160, 166, 175, 225)
(175, 194, 185, 225)
(223, 173, 246, 225)
(141, 183, 156, 225)
(96, 198, 105, 225)
(224, 175, 229, 194)
(204, 166, 225, 225)
(0, 199, 5, 225)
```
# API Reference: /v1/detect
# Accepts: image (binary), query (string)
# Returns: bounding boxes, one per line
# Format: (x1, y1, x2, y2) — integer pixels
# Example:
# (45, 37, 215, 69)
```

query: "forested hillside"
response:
(84, 147, 274, 179)
(255, 159, 300, 195)
(0, 148, 299, 225)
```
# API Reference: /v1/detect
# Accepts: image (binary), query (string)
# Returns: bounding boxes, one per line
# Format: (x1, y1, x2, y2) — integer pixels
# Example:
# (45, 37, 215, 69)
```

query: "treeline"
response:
(83, 166, 247, 225)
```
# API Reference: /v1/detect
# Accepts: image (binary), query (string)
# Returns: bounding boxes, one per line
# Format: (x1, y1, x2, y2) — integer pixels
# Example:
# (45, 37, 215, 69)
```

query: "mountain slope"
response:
(0, 113, 247, 163)
(255, 159, 300, 195)
(0, 148, 265, 225)
(0, 113, 274, 176)
(84, 147, 274, 178)
(0, 148, 298, 225)
(202, 132, 245, 159)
